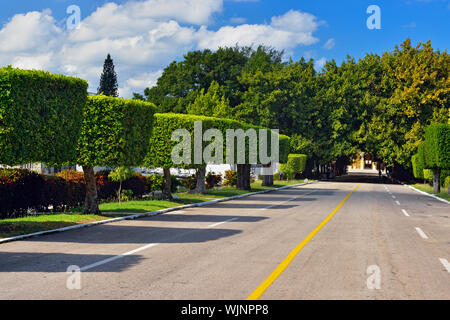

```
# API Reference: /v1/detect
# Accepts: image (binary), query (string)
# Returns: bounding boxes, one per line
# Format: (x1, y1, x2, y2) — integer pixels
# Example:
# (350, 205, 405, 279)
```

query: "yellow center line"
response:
(247, 184, 361, 300)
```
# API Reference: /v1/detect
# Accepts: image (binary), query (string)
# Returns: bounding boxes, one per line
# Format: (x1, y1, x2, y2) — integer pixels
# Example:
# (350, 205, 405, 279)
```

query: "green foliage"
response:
(223, 170, 237, 186)
(108, 167, 136, 184)
(98, 54, 118, 97)
(412, 154, 424, 179)
(423, 124, 450, 170)
(145, 113, 289, 168)
(279, 154, 307, 179)
(273, 172, 280, 181)
(77, 95, 156, 167)
(187, 81, 232, 118)
(424, 169, 434, 181)
(0, 67, 88, 166)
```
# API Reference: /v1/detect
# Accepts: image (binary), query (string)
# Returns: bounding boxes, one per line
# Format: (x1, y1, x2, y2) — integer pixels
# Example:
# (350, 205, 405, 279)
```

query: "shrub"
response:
(0, 67, 88, 166)
(181, 174, 197, 191)
(273, 172, 280, 181)
(279, 154, 307, 179)
(206, 172, 222, 189)
(223, 170, 237, 186)
(445, 176, 450, 188)
(145, 174, 164, 193)
(0, 169, 45, 219)
(170, 175, 180, 193)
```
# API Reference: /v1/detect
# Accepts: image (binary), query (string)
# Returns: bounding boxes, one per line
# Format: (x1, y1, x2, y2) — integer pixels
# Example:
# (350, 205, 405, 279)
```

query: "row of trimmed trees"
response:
(0, 67, 290, 214)
(411, 124, 450, 194)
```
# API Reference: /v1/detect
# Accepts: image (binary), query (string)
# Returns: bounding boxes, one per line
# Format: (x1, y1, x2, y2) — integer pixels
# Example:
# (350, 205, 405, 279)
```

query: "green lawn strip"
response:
(410, 183, 450, 201)
(98, 180, 307, 213)
(0, 214, 112, 239)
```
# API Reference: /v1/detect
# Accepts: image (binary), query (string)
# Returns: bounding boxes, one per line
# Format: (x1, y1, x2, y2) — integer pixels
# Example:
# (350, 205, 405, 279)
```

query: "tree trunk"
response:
(237, 164, 251, 190)
(82, 165, 100, 214)
(261, 163, 273, 187)
(162, 168, 173, 200)
(433, 168, 440, 194)
(190, 167, 207, 194)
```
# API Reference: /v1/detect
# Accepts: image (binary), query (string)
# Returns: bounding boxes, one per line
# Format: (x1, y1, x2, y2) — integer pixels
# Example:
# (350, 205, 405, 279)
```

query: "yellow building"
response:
(348, 152, 380, 170)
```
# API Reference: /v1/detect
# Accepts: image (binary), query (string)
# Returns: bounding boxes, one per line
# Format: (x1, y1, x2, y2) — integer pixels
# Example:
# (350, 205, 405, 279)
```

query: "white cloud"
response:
(314, 57, 327, 70)
(323, 38, 335, 50)
(0, 1, 323, 97)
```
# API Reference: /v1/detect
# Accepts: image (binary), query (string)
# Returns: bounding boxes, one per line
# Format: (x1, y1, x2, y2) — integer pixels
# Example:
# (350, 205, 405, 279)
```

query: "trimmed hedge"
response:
(0, 67, 88, 166)
(145, 113, 290, 168)
(423, 124, 450, 170)
(77, 95, 156, 167)
(412, 144, 425, 180)
(279, 154, 307, 178)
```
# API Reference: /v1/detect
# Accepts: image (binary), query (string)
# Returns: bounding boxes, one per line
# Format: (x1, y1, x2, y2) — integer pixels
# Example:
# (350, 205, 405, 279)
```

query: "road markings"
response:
(392, 195, 396, 199)
(395, 200, 401, 205)
(208, 217, 239, 228)
(247, 184, 360, 300)
(402, 209, 410, 217)
(80, 243, 160, 271)
(439, 258, 450, 273)
(261, 191, 315, 210)
(79, 217, 239, 271)
(415, 227, 429, 239)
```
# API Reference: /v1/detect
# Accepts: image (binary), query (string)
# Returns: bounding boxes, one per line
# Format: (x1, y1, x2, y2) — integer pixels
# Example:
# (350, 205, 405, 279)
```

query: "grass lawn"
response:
(410, 183, 450, 201)
(0, 179, 308, 239)
(0, 214, 112, 239)
(99, 179, 308, 212)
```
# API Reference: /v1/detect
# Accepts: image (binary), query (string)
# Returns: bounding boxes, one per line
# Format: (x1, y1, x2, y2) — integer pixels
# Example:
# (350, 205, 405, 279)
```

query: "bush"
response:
(171, 175, 180, 193)
(181, 174, 197, 191)
(223, 170, 237, 186)
(273, 172, 280, 181)
(279, 154, 307, 179)
(206, 172, 222, 189)
(445, 176, 450, 188)
(0, 67, 88, 166)
(0, 169, 45, 219)
(145, 174, 164, 193)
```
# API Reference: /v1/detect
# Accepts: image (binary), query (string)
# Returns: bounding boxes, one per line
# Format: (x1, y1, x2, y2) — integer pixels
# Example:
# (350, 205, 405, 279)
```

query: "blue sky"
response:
(0, 0, 448, 96)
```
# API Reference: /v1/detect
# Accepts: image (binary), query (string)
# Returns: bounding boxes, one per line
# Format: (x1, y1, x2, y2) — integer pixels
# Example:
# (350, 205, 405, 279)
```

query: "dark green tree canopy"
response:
(98, 54, 119, 97)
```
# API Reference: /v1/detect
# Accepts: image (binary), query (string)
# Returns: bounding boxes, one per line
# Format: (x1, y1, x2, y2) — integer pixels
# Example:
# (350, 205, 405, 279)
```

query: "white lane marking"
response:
(80, 243, 160, 271)
(261, 191, 315, 210)
(402, 209, 410, 217)
(439, 258, 450, 273)
(80, 217, 239, 271)
(392, 195, 396, 199)
(395, 200, 401, 205)
(208, 217, 239, 228)
(415, 227, 429, 239)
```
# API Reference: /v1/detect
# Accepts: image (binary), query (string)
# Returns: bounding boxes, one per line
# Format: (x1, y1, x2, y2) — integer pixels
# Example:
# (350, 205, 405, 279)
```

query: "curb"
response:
(0, 181, 314, 245)
(402, 183, 450, 205)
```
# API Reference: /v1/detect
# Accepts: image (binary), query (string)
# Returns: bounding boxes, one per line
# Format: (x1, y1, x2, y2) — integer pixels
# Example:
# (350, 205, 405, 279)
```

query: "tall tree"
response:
(98, 54, 119, 97)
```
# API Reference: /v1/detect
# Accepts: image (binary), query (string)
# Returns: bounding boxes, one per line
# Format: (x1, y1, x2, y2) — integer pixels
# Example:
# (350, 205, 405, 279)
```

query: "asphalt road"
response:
(0, 173, 449, 300)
